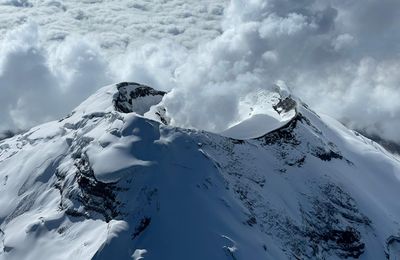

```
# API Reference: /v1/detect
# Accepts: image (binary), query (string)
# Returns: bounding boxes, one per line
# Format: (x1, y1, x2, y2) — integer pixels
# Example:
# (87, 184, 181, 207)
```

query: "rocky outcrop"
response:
(113, 82, 166, 115)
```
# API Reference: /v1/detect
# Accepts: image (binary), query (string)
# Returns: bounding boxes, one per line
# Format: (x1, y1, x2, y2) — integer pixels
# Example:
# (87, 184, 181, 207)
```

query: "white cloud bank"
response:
(163, 0, 400, 142)
(1, 0, 400, 142)
(0, 22, 113, 128)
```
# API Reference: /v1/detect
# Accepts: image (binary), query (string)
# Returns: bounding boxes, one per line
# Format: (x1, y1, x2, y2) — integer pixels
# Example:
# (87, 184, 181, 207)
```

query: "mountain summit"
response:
(0, 82, 399, 260)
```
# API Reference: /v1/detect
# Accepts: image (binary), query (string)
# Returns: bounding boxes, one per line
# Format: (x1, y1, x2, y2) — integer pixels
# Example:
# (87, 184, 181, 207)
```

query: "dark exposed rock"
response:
(312, 147, 343, 161)
(257, 115, 301, 146)
(386, 236, 400, 259)
(55, 135, 124, 222)
(230, 170, 369, 259)
(3, 246, 13, 253)
(155, 108, 168, 125)
(273, 96, 297, 114)
(116, 82, 141, 88)
(256, 112, 346, 166)
(307, 227, 365, 258)
(132, 217, 151, 239)
(231, 139, 245, 145)
(70, 156, 122, 222)
(246, 216, 257, 226)
(300, 184, 369, 258)
(114, 82, 166, 114)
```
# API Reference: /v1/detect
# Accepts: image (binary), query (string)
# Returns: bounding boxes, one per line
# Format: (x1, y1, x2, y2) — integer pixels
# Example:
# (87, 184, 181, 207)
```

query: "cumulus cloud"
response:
(0, 0, 226, 131)
(0, 22, 113, 130)
(163, 0, 400, 141)
(0, 0, 400, 143)
(0, 0, 32, 7)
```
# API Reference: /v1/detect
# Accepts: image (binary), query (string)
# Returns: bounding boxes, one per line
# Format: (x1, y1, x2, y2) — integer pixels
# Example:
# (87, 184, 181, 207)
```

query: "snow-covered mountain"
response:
(0, 82, 399, 260)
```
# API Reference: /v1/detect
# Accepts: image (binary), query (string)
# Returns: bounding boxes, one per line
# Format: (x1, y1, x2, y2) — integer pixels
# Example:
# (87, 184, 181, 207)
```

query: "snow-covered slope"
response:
(0, 82, 399, 260)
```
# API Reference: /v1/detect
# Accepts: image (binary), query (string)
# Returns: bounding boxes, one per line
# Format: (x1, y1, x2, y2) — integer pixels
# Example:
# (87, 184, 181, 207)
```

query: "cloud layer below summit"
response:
(1, 0, 400, 142)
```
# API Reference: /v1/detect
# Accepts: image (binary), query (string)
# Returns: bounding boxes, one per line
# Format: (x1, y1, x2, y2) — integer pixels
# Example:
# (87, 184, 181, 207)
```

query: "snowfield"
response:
(0, 82, 400, 259)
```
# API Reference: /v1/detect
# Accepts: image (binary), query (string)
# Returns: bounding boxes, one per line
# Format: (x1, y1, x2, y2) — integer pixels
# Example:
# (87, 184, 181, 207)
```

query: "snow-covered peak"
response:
(1, 82, 400, 260)
(68, 82, 166, 122)
(63, 82, 298, 140)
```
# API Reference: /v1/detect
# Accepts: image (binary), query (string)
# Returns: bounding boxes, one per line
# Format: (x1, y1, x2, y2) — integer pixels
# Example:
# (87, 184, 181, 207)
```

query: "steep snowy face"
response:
(0, 82, 400, 260)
